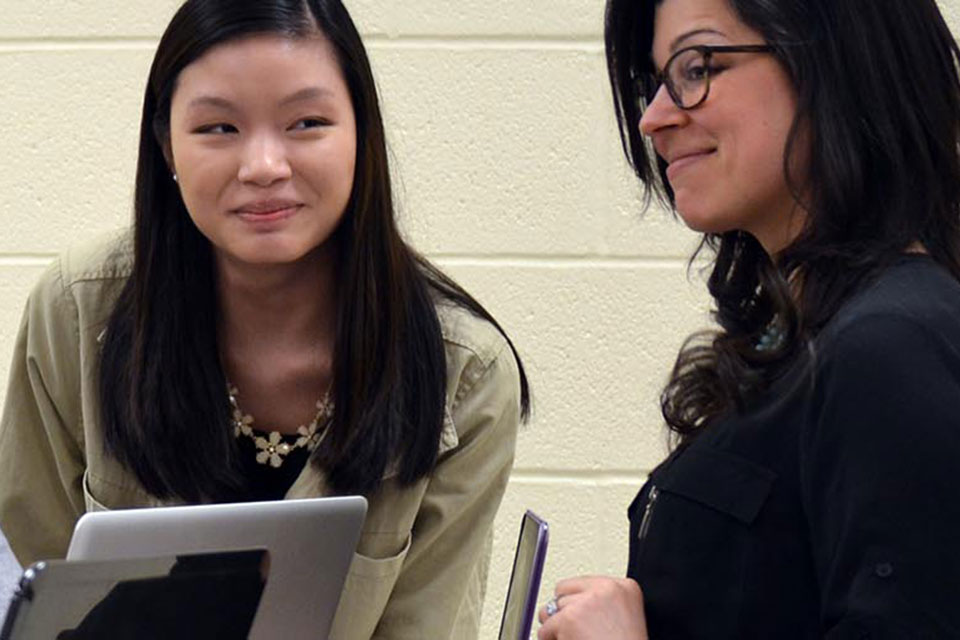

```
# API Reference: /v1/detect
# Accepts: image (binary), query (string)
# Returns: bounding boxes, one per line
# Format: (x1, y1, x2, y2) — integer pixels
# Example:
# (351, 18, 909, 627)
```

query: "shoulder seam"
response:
(437, 304, 509, 370)
(51, 256, 87, 452)
(63, 267, 131, 287)
(450, 338, 512, 415)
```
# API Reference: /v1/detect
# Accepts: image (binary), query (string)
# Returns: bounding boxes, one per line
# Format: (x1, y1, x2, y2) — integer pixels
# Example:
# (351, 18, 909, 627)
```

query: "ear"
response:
(161, 137, 176, 176)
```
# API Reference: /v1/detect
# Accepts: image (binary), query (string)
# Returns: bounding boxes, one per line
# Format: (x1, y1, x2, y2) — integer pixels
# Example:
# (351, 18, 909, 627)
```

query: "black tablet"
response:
(0, 549, 268, 640)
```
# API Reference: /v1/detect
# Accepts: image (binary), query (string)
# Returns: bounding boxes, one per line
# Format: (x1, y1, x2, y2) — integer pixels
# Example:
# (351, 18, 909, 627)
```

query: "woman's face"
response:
(168, 34, 357, 269)
(639, 0, 804, 253)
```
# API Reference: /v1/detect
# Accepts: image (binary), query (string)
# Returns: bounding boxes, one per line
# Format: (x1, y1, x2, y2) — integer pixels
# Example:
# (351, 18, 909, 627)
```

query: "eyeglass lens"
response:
(666, 48, 710, 109)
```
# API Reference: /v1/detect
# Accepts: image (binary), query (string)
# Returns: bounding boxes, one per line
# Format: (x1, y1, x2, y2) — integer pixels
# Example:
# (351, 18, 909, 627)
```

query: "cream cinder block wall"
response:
(4, 2, 960, 638)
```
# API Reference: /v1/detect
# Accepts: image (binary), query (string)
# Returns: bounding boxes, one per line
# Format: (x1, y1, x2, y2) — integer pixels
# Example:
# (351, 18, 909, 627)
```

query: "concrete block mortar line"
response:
(508, 468, 649, 486)
(431, 254, 709, 270)
(0, 253, 708, 270)
(0, 37, 159, 53)
(0, 35, 600, 53)
(0, 255, 56, 267)
(365, 36, 602, 52)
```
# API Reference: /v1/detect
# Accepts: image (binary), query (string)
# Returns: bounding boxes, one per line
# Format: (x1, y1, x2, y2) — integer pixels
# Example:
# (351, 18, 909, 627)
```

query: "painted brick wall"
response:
(2, 2, 958, 637)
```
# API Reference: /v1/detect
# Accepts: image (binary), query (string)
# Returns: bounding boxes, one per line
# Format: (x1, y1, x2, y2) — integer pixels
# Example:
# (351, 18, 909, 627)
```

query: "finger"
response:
(538, 594, 564, 624)
(554, 575, 609, 597)
(537, 610, 562, 640)
(621, 577, 645, 602)
(537, 603, 549, 625)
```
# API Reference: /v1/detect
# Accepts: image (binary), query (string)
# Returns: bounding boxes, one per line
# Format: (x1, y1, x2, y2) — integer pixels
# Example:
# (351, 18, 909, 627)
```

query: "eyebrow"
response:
(186, 87, 336, 111)
(279, 86, 335, 107)
(669, 28, 727, 53)
(187, 95, 237, 112)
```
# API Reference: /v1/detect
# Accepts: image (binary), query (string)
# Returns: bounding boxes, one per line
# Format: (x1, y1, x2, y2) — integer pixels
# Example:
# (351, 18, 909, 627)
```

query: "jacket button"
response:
(874, 562, 894, 578)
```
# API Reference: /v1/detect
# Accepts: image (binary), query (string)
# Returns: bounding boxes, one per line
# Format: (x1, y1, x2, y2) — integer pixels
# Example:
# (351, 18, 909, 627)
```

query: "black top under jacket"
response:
(628, 255, 960, 639)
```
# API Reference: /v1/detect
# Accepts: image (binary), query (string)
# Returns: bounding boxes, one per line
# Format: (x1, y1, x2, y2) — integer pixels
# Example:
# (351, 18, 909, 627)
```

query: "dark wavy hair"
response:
(605, 0, 960, 442)
(99, 0, 529, 501)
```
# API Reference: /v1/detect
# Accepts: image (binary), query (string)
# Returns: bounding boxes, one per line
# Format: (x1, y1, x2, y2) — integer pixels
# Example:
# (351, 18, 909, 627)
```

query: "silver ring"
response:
(545, 597, 559, 617)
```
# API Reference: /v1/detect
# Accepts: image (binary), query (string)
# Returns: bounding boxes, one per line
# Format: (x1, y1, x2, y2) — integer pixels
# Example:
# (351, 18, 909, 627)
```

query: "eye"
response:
(680, 62, 711, 83)
(289, 117, 331, 131)
(194, 123, 238, 135)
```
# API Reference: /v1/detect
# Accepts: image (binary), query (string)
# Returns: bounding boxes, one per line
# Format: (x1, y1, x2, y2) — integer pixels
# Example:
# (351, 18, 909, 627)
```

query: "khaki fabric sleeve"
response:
(371, 339, 521, 639)
(0, 259, 85, 566)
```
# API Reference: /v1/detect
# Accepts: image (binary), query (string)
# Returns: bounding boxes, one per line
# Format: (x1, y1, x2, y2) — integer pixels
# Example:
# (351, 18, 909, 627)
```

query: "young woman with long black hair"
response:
(0, 1, 529, 638)
(538, 0, 960, 637)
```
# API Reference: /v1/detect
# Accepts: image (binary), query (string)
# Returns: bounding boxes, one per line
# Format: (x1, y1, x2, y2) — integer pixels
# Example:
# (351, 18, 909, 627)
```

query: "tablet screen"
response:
(1, 550, 268, 640)
(499, 511, 548, 640)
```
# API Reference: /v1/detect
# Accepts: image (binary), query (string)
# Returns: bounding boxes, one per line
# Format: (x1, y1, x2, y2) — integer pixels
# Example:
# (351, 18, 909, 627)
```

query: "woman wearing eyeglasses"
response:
(538, 0, 960, 638)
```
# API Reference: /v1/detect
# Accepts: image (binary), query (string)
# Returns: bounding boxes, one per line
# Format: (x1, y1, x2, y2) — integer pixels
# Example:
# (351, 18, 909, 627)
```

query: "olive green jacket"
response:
(0, 232, 521, 640)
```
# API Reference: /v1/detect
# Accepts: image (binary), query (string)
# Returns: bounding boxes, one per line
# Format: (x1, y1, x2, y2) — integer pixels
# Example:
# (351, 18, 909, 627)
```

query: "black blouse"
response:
(236, 429, 310, 502)
(628, 256, 960, 638)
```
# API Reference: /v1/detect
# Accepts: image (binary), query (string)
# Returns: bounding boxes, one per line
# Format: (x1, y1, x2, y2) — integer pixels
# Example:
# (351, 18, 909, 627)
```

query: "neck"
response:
(216, 244, 338, 358)
(756, 202, 808, 259)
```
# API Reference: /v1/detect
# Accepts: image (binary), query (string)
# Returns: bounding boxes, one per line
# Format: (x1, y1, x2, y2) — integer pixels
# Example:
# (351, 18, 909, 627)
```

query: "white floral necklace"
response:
(228, 384, 332, 468)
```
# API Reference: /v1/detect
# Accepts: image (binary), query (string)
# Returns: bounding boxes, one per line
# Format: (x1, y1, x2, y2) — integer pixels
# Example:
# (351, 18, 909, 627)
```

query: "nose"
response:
(237, 130, 292, 186)
(638, 84, 688, 136)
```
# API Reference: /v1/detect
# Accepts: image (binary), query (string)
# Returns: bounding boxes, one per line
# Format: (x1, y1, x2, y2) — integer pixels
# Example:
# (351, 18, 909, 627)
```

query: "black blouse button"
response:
(874, 562, 894, 578)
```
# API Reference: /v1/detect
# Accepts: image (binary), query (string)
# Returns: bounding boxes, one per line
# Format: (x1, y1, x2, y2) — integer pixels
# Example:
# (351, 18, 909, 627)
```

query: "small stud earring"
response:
(172, 173, 178, 183)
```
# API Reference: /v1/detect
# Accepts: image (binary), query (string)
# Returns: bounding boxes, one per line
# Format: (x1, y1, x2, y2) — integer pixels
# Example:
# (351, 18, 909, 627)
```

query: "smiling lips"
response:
(665, 149, 716, 182)
(232, 199, 304, 223)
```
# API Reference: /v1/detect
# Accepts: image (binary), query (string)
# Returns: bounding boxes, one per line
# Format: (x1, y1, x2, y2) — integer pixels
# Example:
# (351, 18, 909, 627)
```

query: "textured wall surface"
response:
(3, 2, 959, 637)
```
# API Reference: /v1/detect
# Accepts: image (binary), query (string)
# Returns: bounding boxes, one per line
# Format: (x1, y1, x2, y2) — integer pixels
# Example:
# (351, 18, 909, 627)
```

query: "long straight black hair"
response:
(605, 0, 960, 441)
(99, 0, 529, 501)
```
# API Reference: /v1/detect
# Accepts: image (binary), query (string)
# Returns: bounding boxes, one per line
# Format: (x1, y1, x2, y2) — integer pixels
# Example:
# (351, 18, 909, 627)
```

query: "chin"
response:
(217, 243, 317, 269)
(675, 209, 723, 235)
(673, 199, 741, 236)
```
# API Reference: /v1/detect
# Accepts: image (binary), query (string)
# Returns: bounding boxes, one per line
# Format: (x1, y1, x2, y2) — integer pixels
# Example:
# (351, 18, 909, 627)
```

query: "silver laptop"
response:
(66, 496, 366, 640)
